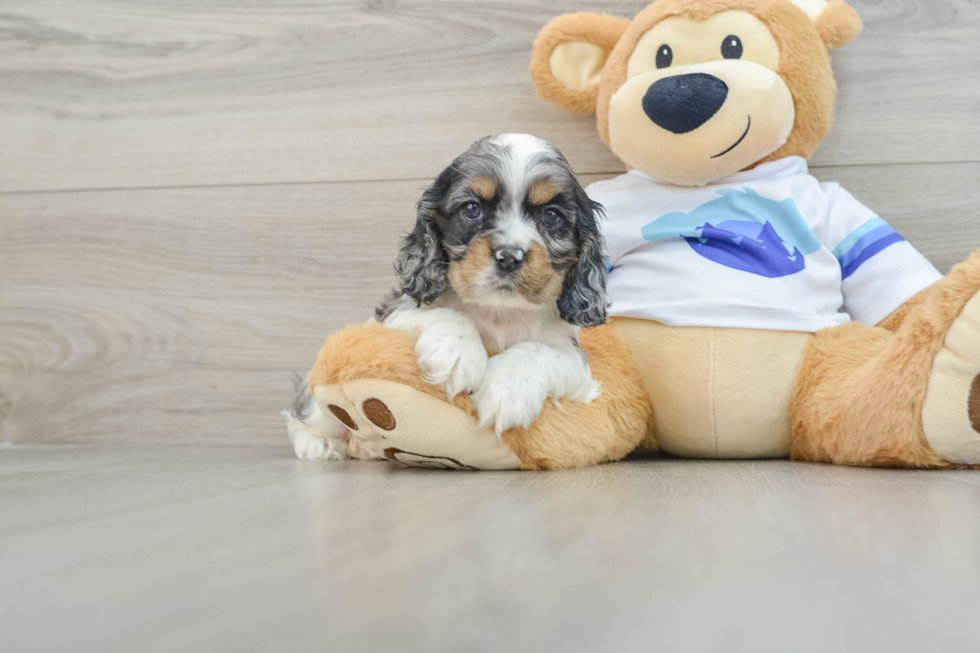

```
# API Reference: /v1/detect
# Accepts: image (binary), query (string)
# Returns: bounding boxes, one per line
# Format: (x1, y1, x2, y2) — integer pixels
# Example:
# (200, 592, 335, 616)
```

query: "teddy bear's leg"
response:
(309, 322, 651, 470)
(500, 323, 653, 470)
(791, 251, 980, 468)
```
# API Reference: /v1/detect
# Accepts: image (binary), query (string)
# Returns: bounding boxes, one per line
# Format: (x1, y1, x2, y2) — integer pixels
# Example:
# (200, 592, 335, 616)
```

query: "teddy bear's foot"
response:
(313, 379, 523, 470)
(285, 396, 380, 461)
(923, 291, 980, 465)
(792, 250, 980, 468)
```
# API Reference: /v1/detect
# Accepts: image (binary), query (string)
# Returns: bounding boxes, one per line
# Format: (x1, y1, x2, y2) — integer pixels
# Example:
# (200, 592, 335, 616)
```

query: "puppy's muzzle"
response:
(642, 73, 729, 134)
(494, 246, 525, 274)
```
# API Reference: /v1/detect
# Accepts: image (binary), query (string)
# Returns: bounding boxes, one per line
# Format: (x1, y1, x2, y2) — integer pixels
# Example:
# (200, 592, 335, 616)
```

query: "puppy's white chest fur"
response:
(445, 295, 570, 355)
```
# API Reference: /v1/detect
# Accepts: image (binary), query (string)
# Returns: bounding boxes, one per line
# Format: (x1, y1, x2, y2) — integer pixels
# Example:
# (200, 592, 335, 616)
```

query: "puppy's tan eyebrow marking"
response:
(528, 180, 559, 205)
(470, 177, 497, 200)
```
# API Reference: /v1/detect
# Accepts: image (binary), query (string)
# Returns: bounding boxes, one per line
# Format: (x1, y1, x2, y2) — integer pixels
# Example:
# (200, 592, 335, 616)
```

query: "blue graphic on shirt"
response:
(641, 188, 823, 278)
(832, 217, 905, 280)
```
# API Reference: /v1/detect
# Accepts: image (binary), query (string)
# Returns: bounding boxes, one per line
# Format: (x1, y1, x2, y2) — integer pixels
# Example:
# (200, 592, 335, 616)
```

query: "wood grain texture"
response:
(2, 446, 980, 652)
(1, 163, 978, 445)
(0, 0, 977, 193)
(0, 180, 412, 445)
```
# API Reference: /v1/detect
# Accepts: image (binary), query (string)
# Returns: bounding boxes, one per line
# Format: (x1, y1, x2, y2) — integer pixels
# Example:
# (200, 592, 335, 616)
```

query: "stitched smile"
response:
(711, 116, 752, 159)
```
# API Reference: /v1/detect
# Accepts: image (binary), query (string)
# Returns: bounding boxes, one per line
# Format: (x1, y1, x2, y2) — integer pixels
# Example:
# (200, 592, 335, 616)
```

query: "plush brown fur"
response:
(791, 251, 980, 468)
(530, 12, 632, 114)
(878, 287, 930, 332)
(816, 0, 863, 50)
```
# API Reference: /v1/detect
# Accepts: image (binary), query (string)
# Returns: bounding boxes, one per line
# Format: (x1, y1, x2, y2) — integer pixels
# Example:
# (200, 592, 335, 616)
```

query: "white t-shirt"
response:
(587, 157, 942, 332)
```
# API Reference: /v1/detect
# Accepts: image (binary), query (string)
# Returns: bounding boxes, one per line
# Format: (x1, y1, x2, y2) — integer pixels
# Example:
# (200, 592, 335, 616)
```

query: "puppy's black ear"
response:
(558, 196, 608, 328)
(395, 179, 449, 305)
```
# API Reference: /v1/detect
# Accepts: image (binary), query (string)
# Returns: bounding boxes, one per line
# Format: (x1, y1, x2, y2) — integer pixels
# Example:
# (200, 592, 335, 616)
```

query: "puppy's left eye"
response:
(541, 208, 563, 229)
(461, 202, 483, 221)
(722, 35, 743, 59)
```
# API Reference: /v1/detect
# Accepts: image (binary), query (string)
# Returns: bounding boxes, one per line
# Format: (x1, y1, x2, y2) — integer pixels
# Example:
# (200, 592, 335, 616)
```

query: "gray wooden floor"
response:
(3, 446, 980, 653)
(2, 1, 980, 650)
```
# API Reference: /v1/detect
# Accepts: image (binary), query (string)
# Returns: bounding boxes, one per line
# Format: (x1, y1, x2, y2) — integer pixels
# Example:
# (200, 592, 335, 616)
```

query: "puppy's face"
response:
(396, 134, 607, 327)
(439, 135, 579, 307)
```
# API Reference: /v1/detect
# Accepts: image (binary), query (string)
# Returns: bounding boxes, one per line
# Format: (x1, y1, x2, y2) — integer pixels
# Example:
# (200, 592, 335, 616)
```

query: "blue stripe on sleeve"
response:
(831, 217, 888, 260)
(837, 225, 899, 269)
(840, 232, 906, 279)
(833, 218, 906, 280)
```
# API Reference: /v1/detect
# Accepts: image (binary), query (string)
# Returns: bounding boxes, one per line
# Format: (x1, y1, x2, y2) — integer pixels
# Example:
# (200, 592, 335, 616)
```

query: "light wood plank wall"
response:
(1, 0, 978, 445)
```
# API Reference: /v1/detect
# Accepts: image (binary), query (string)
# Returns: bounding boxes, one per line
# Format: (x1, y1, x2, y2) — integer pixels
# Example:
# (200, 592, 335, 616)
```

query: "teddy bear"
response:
(302, 0, 980, 470)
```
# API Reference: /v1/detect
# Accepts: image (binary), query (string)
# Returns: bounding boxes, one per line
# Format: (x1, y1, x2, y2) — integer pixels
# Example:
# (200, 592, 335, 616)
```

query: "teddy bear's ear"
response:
(530, 12, 631, 114)
(789, 0, 864, 50)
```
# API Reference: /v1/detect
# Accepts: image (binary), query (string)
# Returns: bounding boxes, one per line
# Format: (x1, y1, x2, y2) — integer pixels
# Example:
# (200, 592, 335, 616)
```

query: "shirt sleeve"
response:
(822, 184, 943, 326)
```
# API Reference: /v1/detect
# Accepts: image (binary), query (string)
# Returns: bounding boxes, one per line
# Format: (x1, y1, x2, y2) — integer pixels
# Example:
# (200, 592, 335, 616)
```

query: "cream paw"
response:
(923, 291, 980, 465)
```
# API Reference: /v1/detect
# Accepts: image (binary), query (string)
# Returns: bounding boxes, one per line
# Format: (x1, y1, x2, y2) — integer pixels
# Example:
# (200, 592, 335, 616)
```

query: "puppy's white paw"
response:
(285, 399, 351, 461)
(473, 354, 549, 436)
(383, 306, 488, 397)
(415, 325, 488, 398)
(291, 428, 348, 460)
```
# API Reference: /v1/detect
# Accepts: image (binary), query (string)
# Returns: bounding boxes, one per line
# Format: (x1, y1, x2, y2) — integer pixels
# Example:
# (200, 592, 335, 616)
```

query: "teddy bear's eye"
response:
(656, 44, 673, 69)
(722, 35, 743, 60)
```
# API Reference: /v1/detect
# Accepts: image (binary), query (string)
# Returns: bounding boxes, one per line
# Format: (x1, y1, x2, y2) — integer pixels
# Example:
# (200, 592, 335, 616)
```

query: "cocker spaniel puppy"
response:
(288, 134, 608, 460)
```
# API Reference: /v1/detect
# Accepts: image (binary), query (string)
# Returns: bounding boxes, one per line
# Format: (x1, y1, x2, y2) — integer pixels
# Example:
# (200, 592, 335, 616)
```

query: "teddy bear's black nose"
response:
(642, 73, 729, 134)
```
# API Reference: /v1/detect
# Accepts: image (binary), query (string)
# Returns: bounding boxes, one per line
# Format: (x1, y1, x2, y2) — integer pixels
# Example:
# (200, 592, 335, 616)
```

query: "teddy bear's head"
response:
(531, 0, 862, 186)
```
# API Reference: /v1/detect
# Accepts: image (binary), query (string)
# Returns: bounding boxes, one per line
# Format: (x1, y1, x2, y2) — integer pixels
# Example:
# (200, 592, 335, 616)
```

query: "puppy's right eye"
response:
(461, 202, 483, 221)
(541, 208, 563, 229)
(656, 44, 673, 69)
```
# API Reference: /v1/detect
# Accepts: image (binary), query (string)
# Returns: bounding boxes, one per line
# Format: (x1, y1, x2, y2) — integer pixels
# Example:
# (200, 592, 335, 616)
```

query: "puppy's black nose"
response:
(494, 246, 525, 274)
(642, 73, 729, 134)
